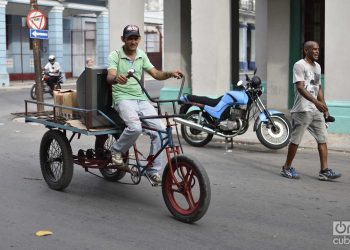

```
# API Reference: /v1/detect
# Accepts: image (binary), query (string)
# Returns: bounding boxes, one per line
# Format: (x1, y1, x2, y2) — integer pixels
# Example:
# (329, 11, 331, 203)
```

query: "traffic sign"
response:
(30, 29, 49, 39)
(27, 10, 47, 30)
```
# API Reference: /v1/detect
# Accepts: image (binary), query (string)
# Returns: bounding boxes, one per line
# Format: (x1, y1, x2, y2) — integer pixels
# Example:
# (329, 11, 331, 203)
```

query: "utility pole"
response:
(29, 0, 44, 112)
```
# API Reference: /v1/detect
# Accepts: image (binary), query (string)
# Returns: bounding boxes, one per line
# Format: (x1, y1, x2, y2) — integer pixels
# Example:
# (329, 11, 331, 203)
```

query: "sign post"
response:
(27, 1, 47, 112)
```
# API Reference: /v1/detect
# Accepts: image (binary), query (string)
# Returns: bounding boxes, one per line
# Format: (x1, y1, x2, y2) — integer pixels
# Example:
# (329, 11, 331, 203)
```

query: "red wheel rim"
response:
(165, 161, 202, 216)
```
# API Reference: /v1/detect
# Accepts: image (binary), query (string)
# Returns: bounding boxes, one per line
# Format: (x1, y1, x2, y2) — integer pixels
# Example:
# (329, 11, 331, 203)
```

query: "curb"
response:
(1, 82, 76, 90)
(176, 132, 350, 154)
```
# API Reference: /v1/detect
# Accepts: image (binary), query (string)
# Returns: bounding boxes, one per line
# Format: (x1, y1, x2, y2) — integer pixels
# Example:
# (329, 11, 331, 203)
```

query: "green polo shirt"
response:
(108, 47, 154, 105)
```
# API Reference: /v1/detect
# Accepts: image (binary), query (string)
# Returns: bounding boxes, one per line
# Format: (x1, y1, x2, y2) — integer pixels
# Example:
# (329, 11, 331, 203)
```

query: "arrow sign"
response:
(30, 29, 49, 39)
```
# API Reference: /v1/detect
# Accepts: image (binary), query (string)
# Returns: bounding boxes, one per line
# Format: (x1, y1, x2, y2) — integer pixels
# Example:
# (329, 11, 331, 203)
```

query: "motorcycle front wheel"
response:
(180, 110, 213, 147)
(256, 114, 291, 150)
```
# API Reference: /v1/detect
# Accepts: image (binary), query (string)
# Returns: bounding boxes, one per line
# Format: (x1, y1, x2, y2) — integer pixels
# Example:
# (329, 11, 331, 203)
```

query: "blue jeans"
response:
(112, 100, 166, 173)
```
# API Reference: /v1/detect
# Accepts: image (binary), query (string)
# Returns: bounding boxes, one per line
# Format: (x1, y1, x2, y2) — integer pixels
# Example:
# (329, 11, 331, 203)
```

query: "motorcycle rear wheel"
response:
(256, 114, 291, 150)
(49, 83, 61, 97)
(30, 84, 37, 100)
(180, 110, 213, 147)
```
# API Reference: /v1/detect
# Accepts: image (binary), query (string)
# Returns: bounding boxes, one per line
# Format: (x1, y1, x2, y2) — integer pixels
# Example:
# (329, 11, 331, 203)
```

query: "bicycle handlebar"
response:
(127, 69, 185, 103)
(126, 69, 186, 118)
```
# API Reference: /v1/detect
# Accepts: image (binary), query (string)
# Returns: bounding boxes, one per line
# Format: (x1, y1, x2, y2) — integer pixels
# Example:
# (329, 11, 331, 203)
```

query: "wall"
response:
(266, 0, 290, 110)
(325, 1, 350, 101)
(108, 0, 144, 52)
(325, 0, 350, 133)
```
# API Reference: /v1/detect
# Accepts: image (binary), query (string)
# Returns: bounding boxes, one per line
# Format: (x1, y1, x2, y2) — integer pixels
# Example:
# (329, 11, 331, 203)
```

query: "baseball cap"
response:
(123, 25, 140, 38)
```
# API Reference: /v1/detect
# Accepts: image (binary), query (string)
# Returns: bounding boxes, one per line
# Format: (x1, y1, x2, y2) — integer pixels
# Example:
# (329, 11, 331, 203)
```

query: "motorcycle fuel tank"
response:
(204, 90, 248, 119)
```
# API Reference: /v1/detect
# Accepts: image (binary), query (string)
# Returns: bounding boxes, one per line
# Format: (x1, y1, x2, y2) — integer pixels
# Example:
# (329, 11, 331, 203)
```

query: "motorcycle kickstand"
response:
(225, 137, 234, 152)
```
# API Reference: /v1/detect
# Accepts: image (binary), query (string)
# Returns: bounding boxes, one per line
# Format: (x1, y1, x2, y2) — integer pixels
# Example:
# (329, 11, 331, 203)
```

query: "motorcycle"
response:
(30, 71, 63, 100)
(174, 71, 292, 150)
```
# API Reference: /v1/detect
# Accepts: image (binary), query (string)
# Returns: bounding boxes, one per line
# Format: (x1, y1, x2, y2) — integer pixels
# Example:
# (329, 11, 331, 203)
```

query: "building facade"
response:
(110, 0, 349, 134)
(1, 0, 109, 85)
(256, 0, 350, 134)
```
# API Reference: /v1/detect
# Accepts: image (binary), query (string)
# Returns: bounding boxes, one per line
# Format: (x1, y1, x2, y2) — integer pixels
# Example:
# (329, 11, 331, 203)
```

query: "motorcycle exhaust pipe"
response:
(174, 117, 242, 138)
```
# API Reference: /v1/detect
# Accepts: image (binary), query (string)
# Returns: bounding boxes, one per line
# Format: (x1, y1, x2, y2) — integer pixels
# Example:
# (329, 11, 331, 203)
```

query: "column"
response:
(96, 11, 109, 66)
(239, 22, 248, 71)
(161, 0, 191, 100)
(248, 24, 256, 70)
(191, 0, 231, 95)
(0, 0, 8, 86)
(48, 6, 64, 71)
(255, 0, 268, 81)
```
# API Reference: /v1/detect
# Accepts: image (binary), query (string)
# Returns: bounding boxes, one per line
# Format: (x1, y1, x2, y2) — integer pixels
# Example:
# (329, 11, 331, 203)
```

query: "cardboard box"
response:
(53, 89, 79, 120)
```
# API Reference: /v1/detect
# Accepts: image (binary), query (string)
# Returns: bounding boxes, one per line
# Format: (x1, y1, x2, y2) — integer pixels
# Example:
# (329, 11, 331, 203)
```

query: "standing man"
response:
(281, 41, 341, 181)
(107, 24, 182, 184)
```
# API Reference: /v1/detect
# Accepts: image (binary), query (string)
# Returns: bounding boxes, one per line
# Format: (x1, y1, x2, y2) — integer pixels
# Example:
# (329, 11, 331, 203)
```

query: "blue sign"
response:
(30, 29, 48, 39)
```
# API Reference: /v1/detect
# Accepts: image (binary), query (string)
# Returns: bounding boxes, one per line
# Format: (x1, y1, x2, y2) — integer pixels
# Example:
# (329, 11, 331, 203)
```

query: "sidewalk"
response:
(4, 78, 350, 153)
(228, 125, 350, 153)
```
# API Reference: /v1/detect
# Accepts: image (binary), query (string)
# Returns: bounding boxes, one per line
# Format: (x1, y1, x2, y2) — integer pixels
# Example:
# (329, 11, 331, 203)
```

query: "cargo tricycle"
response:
(24, 70, 211, 223)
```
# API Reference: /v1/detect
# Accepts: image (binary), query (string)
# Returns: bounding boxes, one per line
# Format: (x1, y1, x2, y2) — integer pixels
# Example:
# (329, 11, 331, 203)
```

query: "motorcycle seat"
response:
(184, 94, 223, 107)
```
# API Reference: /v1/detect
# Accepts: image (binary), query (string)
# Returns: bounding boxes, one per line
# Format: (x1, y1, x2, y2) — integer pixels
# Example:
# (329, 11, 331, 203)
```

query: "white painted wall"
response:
(325, 0, 350, 101)
(191, 0, 231, 96)
(267, 0, 290, 110)
(108, 0, 144, 52)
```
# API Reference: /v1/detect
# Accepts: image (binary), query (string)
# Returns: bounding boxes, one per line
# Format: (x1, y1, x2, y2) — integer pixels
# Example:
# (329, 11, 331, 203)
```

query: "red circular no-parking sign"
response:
(26, 10, 47, 30)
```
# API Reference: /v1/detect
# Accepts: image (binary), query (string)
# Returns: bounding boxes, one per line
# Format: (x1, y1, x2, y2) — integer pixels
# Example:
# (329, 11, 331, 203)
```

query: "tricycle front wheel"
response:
(40, 130, 73, 191)
(162, 155, 211, 223)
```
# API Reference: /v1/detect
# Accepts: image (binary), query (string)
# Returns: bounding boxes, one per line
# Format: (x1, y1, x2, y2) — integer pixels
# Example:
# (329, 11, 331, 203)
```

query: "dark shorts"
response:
(290, 111, 328, 145)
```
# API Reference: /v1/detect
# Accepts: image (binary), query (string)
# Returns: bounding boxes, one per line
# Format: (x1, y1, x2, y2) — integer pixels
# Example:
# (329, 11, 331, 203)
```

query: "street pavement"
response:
(1, 86, 350, 250)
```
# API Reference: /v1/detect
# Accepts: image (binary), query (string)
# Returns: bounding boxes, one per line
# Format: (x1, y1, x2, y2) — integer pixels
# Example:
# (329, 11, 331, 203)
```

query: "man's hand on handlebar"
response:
(115, 74, 128, 85)
(169, 70, 183, 79)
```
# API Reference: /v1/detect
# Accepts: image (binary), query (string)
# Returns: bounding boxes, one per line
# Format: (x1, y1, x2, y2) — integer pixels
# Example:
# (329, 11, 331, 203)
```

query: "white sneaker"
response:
(111, 151, 123, 165)
(146, 172, 162, 185)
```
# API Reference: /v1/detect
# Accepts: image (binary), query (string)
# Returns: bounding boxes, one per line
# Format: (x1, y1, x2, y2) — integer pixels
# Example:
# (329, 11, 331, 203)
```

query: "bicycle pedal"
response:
(144, 173, 161, 187)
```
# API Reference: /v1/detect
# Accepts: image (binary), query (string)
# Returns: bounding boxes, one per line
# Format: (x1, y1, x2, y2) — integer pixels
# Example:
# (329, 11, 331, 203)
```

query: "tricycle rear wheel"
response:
(95, 134, 127, 181)
(40, 130, 73, 191)
(162, 155, 211, 223)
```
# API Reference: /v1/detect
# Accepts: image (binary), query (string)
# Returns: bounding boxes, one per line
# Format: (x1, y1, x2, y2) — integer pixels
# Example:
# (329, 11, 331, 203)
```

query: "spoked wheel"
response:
(40, 130, 73, 191)
(162, 155, 211, 223)
(95, 134, 127, 181)
(180, 110, 213, 147)
(256, 114, 291, 150)
(30, 84, 37, 100)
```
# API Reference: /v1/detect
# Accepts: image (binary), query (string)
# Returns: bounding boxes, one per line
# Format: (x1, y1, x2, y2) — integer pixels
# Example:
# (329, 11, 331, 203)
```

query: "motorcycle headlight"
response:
(251, 76, 262, 88)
